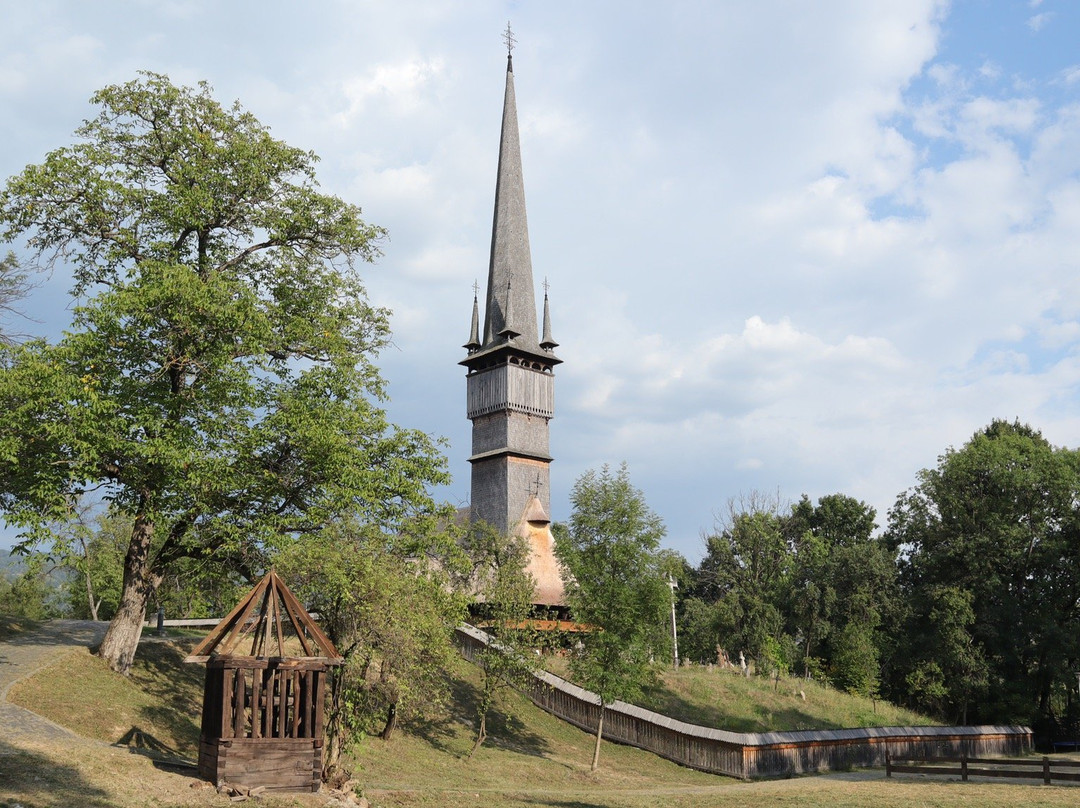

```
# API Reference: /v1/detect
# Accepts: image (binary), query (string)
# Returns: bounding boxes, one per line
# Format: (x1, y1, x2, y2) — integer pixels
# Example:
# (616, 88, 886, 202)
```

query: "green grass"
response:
(639, 665, 932, 732)
(544, 656, 932, 732)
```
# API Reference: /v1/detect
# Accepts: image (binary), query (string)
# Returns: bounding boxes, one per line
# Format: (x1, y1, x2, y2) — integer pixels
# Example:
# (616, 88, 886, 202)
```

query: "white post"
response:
(668, 574, 679, 668)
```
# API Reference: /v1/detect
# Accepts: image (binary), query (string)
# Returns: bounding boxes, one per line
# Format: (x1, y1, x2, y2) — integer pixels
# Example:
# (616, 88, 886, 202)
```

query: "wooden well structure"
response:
(185, 570, 342, 793)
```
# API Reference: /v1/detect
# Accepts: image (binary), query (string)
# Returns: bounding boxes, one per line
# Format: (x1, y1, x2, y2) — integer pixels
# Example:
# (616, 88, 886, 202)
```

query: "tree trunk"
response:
(468, 712, 487, 761)
(322, 668, 345, 775)
(380, 701, 398, 740)
(84, 567, 99, 622)
(591, 706, 605, 772)
(97, 512, 160, 675)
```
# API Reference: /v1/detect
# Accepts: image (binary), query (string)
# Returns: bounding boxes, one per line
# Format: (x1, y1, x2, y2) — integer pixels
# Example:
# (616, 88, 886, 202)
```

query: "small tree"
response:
(556, 463, 669, 771)
(463, 521, 539, 759)
(276, 523, 465, 776)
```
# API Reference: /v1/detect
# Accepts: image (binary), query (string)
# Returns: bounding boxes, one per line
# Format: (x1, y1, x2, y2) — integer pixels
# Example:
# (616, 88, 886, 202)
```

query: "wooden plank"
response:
(188, 574, 270, 660)
(224, 578, 272, 658)
(271, 579, 287, 658)
(290, 670, 300, 739)
(262, 668, 274, 739)
(221, 667, 234, 739)
(232, 668, 247, 739)
(275, 574, 315, 657)
(275, 668, 286, 738)
(314, 671, 326, 738)
(259, 584, 274, 657)
(299, 670, 311, 738)
(276, 576, 341, 660)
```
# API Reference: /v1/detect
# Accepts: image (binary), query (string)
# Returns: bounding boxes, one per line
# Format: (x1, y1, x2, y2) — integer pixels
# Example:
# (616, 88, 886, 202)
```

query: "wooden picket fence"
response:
(886, 751, 1080, 784)
(454, 624, 1032, 779)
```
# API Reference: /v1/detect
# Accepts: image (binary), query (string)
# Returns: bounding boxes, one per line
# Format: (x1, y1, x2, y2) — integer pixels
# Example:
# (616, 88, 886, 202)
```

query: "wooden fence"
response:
(887, 753, 1080, 784)
(455, 624, 1032, 779)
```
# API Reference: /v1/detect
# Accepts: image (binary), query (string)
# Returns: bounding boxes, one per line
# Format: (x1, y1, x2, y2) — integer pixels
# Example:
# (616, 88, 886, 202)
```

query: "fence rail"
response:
(455, 623, 1032, 779)
(887, 753, 1080, 784)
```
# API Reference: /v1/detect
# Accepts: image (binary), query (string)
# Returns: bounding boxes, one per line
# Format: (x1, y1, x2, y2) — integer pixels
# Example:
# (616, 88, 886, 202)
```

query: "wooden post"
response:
(961, 753, 968, 782)
(1044, 756, 1051, 785)
(885, 750, 892, 778)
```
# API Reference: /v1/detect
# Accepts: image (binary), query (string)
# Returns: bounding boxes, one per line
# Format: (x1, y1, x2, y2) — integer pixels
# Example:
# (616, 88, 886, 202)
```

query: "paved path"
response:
(0, 619, 109, 742)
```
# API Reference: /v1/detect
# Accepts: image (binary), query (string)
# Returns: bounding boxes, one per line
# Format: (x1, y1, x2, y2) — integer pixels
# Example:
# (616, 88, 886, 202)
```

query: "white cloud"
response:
(1027, 12, 1054, 32)
(336, 58, 447, 125)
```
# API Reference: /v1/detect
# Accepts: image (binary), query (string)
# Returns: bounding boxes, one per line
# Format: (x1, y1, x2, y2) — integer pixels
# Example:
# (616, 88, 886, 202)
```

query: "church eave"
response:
(467, 447, 554, 464)
(460, 340, 561, 369)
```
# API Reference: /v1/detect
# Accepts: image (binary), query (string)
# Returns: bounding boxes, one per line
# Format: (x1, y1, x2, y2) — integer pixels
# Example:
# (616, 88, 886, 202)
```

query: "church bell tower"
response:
(462, 29, 561, 542)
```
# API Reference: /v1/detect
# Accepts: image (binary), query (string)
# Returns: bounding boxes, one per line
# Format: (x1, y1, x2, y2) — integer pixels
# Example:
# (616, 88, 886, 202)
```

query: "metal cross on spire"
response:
(503, 21, 516, 56)
(529, 472, 544, 497)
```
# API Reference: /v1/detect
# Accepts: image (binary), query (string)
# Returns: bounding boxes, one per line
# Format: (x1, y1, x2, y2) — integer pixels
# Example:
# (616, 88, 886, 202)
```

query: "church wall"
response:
(470, 454, 551, 537)
(470, 410, 550, 458)
(467, 364, 554, 420)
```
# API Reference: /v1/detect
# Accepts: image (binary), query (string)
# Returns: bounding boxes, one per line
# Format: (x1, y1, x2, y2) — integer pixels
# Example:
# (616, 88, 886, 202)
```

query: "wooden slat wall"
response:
(455, 624, 1033, 779)
(198, 658, 331, 792)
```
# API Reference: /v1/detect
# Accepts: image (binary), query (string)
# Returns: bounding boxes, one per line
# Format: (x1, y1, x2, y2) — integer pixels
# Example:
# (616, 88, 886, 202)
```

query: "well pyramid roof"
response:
(184, 570, 342, 664)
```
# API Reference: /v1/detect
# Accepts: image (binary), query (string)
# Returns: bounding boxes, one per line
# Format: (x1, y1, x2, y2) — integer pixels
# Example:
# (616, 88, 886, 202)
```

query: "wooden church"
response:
(185, 570, 342, 793)
(462, 33, 569, 613)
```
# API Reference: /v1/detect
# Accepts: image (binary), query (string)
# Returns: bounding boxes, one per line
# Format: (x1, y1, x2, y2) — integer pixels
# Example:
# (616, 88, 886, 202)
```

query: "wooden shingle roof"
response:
(184, 570, 342, 664)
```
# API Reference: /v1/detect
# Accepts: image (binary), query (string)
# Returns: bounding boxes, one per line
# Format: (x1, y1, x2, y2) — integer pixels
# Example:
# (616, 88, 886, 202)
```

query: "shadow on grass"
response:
(520, 800, 608, 808)
(407, 670, 552, 760)
(115, 725, 185, 759)
(0, 738, 114, 807)
(127, 641, 203, 756)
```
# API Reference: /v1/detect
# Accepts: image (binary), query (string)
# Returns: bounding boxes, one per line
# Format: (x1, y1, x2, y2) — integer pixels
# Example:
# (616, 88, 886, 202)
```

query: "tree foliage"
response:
(276, 522, 464, 774)
(886, 419, 1080, 728)
(0, 251, 32, 345)
(682, 491, 892, 696)
(461, 521, 539, 760)
(0, 72, 448, 674)
(556, 463, 669, 771)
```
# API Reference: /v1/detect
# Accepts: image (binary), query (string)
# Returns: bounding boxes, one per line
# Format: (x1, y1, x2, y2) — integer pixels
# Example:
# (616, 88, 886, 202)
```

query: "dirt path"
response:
(0, 619, 109, 742)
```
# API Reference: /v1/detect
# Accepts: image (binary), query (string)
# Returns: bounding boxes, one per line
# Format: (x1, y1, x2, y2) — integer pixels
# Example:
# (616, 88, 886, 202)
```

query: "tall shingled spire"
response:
(482, 23, 539, 350)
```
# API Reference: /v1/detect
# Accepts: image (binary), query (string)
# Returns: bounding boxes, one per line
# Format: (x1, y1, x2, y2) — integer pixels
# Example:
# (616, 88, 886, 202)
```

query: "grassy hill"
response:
(4, 637, 1073, 808)
(637, 664, 932, 732)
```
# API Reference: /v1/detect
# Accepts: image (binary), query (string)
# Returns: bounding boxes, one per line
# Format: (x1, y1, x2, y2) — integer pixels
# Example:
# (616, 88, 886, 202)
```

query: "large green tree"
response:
(0, 73, 448, 673)
(887, 419, 1080, 727)
(556, 463, 669, 771)
(785, 494, 895, 691)
(695, 492, 792, 673)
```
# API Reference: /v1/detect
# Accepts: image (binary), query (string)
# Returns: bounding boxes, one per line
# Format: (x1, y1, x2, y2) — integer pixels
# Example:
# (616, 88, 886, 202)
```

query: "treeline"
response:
(674, 419, 1080, 738)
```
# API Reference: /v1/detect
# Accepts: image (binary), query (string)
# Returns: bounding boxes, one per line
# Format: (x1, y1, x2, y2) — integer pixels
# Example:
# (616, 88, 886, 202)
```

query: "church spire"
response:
(540, 279, 558, 351)
(482, 23, 539, 350)
(464, 282, 481, 352)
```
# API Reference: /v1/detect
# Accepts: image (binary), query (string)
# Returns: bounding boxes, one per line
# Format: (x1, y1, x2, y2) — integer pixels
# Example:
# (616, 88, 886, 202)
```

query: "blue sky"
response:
(2, 1, 1079, 561)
